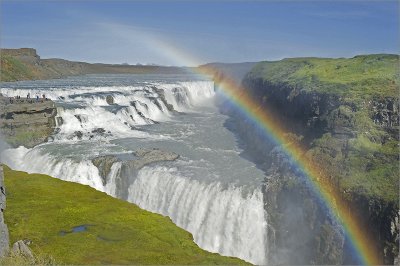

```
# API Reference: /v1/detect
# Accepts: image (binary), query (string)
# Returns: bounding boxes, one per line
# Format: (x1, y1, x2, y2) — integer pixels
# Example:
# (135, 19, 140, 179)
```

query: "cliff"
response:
(0, 48, 189, 82)
(218, 54, 399, 264)
(0, 95, 57, 148)
(2, 165, 248, 265)
(0, 166, 9, 258)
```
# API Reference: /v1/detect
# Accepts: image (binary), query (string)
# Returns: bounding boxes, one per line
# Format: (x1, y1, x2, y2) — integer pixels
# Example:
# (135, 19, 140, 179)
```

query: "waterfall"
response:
(0, 77, 268, 265)
(128, 165, 268, 265)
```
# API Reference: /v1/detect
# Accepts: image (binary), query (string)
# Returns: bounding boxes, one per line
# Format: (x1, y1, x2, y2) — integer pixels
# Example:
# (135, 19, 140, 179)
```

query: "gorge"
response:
(0, 49, 398, 265)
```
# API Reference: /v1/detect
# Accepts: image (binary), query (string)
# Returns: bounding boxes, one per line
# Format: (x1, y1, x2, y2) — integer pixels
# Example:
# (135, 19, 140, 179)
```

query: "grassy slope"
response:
(247, 54, 399, 203)
(0, 55, 36, 82)
(249, 54, 399, 99)
(3, 166, 248, 265)
(0, 51, 189, 82)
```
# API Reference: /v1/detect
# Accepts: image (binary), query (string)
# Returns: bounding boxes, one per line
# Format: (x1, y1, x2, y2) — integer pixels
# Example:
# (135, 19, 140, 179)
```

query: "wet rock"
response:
(74, 114, 87, 123)
(92, 148, 179, 199)
(56, 116, 63, 126)
(92, 155, 119, 185)
(106, 95, 114, 105)
(130, 148, 179, 169)
(91, 128, 106, 134)
(0, 96, 57, 148)
(154, 88, 175, 111)
(73, 131, 83, 139)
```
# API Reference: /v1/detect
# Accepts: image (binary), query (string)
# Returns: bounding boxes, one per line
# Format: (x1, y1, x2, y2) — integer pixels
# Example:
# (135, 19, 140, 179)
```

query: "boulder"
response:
(12, 240, 33, 259)
(106, 95, 114, 105)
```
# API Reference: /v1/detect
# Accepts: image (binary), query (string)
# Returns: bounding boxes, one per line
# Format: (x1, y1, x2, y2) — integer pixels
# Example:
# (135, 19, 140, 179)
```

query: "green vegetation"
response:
(0, 251, 55, 265)
(0, 55, 35, 82)
(3, 166, 248, 265)
(248, 54, 399, 99)
(247, 54, 399, 203)
(307, 133, 399, 203)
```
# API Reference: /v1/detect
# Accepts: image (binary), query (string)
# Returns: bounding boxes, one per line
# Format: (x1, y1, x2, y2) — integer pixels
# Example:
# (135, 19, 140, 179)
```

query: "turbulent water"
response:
(0, 74, 268, 264)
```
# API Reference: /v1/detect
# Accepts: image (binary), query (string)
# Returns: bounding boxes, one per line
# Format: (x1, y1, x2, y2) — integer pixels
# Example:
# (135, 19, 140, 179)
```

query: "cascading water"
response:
(128, 166, 267, 265)
(0, 74, 268, 265)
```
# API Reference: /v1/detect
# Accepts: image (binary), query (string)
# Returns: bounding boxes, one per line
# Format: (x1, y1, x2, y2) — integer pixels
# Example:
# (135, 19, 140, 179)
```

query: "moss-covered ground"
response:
(3, 165, 248, 265)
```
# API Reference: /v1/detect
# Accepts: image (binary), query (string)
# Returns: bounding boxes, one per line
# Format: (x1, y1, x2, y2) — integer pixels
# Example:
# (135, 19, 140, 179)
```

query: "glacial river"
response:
(0, 74, 268, 264)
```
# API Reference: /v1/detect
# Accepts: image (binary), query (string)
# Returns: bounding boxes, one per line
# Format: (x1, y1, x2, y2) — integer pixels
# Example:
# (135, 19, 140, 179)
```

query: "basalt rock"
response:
(0, 95, 57, 148)
(106, 95, 114, 105)
(0, 166, 9, 257)
(92, 155, 119, 186)
(92, 148, 179, 199)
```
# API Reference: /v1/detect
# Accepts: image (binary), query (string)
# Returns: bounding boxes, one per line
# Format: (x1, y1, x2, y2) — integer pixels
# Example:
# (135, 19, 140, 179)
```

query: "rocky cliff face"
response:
(92, 148, 179, 200)
(0, 96, 57, 148)
(215, 55, 399, 264)
(0, 166, 9, 257)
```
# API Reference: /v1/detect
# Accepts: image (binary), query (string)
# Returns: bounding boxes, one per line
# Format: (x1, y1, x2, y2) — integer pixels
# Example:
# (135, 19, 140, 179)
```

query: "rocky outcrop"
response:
(0, 95, 57, 148)
(92, 155, 119, 186)
(92, 148, 179, 199)
(372, 98, 399, 128)
(106, 95, 114, 105)
(0, 166, 9, 257)
(11, 240, 33, 259)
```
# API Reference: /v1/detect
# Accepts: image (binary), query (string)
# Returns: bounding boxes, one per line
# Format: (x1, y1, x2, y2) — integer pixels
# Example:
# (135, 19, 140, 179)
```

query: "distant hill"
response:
(198, 62, 257, 84)
(0, 48, 190, 82)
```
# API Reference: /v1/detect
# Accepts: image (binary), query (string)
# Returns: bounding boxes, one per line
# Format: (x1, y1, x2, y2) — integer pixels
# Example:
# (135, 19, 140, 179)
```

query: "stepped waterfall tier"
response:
(0, 74, 268, 265)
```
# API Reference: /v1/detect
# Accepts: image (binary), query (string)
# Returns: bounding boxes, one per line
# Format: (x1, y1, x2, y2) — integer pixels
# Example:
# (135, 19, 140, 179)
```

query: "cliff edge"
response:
(0, 95, 57, 148)
(218, 54, 399, 264)
(2, 166, 248, 265)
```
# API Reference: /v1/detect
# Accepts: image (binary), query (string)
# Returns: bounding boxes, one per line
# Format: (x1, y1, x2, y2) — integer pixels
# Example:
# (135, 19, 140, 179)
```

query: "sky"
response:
(1, 1, 399, 66)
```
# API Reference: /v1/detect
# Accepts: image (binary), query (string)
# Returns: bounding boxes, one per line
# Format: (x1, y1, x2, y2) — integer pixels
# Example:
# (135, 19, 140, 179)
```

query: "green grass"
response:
(248, 54, 399, 99)
(307, 133, 399, 203)
(0, 55, 35, 82)
(3, 166, 249, 265)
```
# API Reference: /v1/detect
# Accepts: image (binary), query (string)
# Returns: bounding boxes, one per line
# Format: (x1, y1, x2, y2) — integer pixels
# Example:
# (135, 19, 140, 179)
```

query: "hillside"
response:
(246, 54, 399, 98)
(0, 48, 189, 82)
(2, 165, 247, 265)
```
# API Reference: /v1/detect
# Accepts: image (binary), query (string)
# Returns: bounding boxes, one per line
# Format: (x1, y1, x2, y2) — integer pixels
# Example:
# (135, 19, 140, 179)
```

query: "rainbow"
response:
(101, 23, 380, 264)
(198, 70, 381, 265)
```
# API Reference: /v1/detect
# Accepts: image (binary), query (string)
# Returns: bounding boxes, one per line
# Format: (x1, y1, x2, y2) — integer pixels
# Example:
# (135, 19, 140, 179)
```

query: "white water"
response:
(129, 166, 267, 264)
(0, 74, 268, 264)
